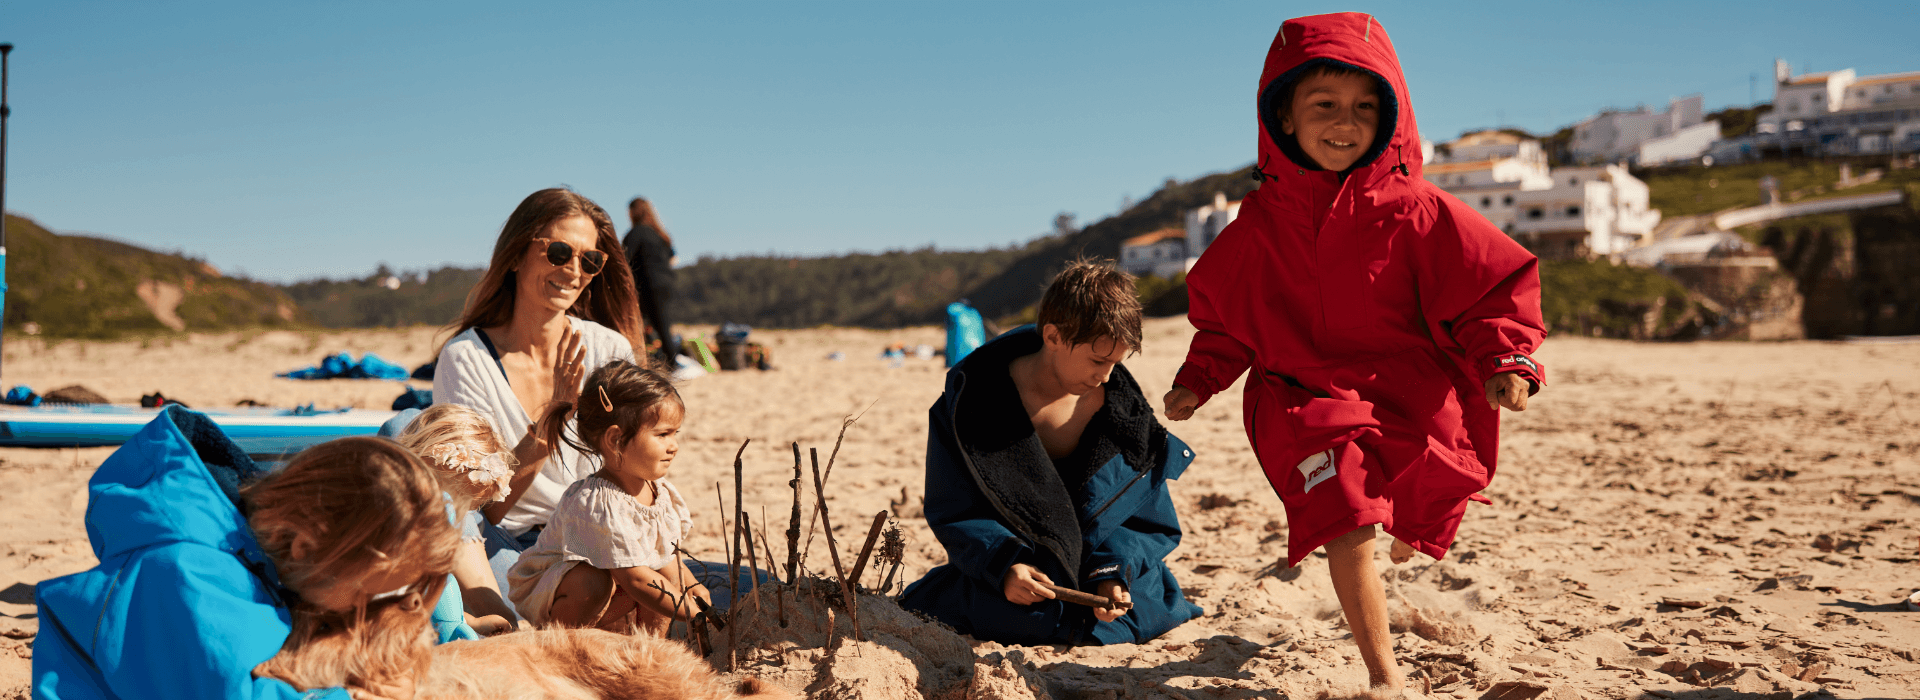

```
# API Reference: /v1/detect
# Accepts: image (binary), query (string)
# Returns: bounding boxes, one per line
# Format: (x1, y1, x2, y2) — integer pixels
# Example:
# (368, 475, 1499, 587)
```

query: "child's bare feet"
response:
(1388, 537, 1416, 564)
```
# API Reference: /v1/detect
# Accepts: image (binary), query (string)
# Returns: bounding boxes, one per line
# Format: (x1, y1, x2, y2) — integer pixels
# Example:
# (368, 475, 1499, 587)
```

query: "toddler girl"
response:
(507, 359, 712, 634)
(395, 403, 523, 637)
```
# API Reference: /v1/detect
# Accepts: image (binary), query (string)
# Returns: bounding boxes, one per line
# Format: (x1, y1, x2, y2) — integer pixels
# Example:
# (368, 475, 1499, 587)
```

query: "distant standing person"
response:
(623, 197, 678, 364)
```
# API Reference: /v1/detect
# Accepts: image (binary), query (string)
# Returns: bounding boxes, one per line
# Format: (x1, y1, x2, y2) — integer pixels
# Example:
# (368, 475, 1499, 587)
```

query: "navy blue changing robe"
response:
(899, 326, 1203, 645)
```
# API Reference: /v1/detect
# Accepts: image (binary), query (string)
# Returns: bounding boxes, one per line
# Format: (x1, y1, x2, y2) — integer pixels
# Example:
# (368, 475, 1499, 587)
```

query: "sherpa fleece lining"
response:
(949, 328, 1168, 587)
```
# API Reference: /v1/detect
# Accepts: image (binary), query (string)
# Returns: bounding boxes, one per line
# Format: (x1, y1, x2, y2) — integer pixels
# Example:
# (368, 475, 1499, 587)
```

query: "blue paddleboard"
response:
(0, 404, 396, 459)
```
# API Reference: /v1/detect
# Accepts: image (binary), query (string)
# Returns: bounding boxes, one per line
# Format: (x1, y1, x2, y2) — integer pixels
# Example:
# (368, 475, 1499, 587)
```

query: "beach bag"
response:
(945, 301, 986, 368)
(716, 323, 751, 371)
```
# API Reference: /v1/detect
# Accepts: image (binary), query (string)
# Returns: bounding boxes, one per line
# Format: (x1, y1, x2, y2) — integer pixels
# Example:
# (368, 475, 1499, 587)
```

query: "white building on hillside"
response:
(1569, 95, 1710, 164)
(1119, 228, 1189, 279)
(1756, 59, 1920, 155)
(1183, 192, 1241, 267)
(1423, 131, 1551, 232)
(1639, 121, 1723, 165)
(1510, 165, 1661, 258)
(1421, 131, 1660, 259)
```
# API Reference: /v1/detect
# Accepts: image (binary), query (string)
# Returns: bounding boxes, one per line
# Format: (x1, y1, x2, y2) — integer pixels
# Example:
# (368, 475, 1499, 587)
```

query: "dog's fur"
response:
(254, 590, 788, 700)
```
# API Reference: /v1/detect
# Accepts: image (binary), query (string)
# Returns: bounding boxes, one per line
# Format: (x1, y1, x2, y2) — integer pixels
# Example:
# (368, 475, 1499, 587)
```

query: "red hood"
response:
(1253, 12, 1423, 194)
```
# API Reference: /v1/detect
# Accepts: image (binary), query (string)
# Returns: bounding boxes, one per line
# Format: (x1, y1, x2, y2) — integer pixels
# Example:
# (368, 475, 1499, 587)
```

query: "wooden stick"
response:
(742, 511, 762, 618)
(1043, 583, 1132, 611)
(847, 511, 889, 590)
(728, 440, 750, 670)
(809, 447, 861, 641)
(714, 481, 729, 574)
(762, 505, 787, 628)
(802, 409, 866, 564)
(786, 442, 803, 584)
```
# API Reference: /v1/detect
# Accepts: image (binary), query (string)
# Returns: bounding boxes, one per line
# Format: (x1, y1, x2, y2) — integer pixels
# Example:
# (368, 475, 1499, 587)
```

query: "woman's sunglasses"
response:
(530, 237, 607, 275)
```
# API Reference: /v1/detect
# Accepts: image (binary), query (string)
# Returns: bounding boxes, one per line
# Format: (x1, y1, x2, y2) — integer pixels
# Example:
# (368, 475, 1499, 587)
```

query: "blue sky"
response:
(2, 2, 1915, 282)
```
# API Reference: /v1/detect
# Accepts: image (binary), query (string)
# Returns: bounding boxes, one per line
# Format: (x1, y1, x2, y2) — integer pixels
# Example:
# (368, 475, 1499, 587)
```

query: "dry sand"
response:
(2, 318, 1917, 699)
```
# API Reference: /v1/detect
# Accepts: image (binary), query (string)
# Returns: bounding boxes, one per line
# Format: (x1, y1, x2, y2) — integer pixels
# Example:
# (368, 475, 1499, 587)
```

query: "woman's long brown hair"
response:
(627, 197, 672, 247)
(453, 188, 645, 354)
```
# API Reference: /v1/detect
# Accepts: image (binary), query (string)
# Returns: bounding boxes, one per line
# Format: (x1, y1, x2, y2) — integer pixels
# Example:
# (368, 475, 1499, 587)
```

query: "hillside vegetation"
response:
(279, 265, 483, 329)
(1, 214, 302, 338)
(674, 165, 1259, 328)
(1640, 158, 1920, 219)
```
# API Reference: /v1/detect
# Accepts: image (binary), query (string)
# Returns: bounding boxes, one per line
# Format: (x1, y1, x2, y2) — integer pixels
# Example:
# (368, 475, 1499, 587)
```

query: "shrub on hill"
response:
(2, 214, 303, 338)
(280, 265, 483, 329)
(675, 247, 1026, 328)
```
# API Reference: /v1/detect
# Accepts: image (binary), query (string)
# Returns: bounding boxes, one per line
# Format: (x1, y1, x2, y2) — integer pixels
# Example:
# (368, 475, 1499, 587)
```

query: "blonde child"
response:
(395, 404, 525, 637)
(507, 359, 712, 634)
(36, 412, 457, 700)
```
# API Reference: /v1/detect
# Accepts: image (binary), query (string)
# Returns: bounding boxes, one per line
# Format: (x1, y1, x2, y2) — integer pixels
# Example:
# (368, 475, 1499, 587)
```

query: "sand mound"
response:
(707, 578, 979, 700)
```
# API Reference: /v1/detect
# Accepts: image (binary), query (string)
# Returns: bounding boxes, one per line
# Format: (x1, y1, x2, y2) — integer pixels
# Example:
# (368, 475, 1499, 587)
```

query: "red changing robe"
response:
(1174, 12, 1547, 566)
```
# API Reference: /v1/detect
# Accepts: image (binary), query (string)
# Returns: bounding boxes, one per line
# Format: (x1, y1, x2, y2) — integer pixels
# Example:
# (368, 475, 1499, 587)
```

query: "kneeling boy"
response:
(900, 261, 1202, 645)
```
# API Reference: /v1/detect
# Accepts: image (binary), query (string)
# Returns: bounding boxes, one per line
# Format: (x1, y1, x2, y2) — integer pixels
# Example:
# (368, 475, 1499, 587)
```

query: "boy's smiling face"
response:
(1280, 71, 1381, 172)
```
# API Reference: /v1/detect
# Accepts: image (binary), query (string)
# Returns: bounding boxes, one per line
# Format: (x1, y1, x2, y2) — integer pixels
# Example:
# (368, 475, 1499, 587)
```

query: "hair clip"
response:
(598, 385, 614, 412)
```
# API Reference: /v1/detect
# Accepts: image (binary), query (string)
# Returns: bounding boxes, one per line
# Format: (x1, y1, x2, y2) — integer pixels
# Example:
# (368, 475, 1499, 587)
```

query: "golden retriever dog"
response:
(253, 588, 789, 700)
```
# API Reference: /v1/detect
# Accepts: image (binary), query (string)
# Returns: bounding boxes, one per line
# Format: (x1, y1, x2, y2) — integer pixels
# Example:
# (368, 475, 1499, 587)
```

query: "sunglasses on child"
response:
(530, 238, 607, 275)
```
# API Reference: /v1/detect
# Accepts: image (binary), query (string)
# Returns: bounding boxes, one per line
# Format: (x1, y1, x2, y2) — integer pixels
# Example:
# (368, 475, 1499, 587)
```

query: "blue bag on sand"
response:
(4, 385, 41, 406)
(945, 301, 986, 368)
(279, 352, 412, 380)
(354, 353, 410, 380)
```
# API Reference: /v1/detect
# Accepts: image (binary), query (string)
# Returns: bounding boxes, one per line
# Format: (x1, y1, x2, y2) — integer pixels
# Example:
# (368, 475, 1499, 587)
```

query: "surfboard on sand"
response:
(0, 404, 396, 460)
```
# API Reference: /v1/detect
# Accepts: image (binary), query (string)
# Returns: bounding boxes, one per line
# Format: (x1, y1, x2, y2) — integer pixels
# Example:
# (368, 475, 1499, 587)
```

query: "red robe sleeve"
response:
(1415, 194, 1549, 390)
(1174, 261, 1258, 408)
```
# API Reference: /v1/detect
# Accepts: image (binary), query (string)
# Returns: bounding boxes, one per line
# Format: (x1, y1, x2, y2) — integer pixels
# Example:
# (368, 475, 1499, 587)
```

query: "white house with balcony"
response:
(1756, 59, 1920, 154)
(1119, 227, 1190, 279)
(1760, 60, 1855, 134)
(1510, 165, 1661, 258)
(1569, 95, 1709, 164)
(1182, 192, 1241, 268)
(1423, 131, 1552, 233)
(1421, 131, 1658, 259)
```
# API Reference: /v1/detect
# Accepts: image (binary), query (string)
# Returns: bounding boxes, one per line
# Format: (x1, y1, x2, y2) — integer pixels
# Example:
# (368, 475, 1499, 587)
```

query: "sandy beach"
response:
(2, 318, 1917, 699)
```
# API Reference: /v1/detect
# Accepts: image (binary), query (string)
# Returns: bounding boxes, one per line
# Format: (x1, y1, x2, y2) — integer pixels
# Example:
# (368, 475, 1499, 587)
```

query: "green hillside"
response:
(280, 265, 484, 329)
(1641, 159, 1920, 219)
(1, 213, 304, 338)
(673, 165, 1259, 328)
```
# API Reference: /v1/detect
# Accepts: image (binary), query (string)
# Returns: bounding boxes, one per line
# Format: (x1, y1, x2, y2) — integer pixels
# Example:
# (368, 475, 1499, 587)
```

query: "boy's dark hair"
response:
(1035, 259, 1142, 353)
(536, 359, 684, 457)
(1271, 62, 1374, 121)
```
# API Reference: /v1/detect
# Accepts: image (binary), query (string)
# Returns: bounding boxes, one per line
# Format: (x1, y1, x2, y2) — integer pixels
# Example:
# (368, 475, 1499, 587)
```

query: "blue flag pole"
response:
(0, 42, 12, 380)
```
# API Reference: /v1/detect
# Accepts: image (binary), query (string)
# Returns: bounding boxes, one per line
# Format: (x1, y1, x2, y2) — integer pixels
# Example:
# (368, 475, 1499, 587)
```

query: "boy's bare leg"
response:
(1325, 525, 1402, 691)
(1389, 537, 1417, 564)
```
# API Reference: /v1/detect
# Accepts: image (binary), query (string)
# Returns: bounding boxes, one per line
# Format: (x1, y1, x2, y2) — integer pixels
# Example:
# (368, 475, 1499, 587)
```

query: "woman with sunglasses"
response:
(433, 188, 644, 615)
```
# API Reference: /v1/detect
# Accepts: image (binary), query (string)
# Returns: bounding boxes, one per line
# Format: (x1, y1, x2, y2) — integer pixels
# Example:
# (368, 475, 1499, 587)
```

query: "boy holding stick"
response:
(901, 261, 1202, 645)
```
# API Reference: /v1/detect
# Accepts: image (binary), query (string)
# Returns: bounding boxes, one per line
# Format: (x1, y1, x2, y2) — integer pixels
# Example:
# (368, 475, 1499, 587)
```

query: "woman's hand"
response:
(1484, 372, 1531, 411)
(1163, 385, 1199, 421)
(550, 323, 587, 409)
(1092, 580, 1131, 623)
(1000, 564, 1057, 606)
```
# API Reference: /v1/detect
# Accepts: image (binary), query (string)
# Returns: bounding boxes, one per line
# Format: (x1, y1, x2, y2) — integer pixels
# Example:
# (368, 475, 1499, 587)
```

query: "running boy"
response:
(1163, 12, 1546, 691)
